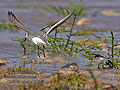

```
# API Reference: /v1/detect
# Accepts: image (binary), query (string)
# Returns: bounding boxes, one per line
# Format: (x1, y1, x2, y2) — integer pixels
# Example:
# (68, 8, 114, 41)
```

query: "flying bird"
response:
(8, 11, 74, 58)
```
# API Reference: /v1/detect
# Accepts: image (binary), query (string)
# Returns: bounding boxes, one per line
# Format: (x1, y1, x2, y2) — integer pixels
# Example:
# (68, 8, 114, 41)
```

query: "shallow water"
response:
(0, 0, 120, 86)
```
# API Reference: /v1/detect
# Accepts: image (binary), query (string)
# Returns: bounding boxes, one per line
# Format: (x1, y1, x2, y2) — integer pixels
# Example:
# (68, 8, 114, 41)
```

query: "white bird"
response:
(8, 11, 74, 58)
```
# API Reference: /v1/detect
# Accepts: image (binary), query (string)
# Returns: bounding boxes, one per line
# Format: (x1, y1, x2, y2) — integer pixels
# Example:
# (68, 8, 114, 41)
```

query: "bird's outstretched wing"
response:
(8, 11, 36, 35)
(40, 10, 75, 35)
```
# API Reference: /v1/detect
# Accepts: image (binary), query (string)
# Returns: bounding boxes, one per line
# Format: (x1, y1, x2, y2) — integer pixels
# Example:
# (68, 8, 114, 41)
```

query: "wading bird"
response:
(93, 48, 113, 69)
(8, 11, 74, 58)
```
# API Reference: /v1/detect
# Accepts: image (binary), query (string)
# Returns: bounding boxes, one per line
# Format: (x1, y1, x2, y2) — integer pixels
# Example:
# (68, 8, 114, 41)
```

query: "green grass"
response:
(0, 23, 15, 29)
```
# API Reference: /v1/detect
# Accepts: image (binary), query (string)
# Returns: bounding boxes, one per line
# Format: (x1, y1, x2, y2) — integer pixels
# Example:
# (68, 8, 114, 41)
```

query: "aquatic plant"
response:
(64, 13, 76, 51)
(0, 23, 15, 29)
(109, 30, 120, 67)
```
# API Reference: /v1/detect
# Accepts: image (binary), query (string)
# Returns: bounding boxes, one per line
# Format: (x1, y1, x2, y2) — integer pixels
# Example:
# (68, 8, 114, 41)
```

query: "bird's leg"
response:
(20, 38, 27, 55)
(43, 45, 46, 57)
(37, 46, 40, 58)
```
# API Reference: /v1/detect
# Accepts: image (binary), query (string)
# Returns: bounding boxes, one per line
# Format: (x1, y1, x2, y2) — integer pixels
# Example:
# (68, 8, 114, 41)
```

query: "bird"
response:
(93, 48, 113, 69)
(8, 11, 74, 58)
(94, 48, 109, 59)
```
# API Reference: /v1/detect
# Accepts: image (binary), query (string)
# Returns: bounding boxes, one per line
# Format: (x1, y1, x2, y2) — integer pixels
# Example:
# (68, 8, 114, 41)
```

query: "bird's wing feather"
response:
(40, 10, 74, 35)
(8, 11, 36, 35)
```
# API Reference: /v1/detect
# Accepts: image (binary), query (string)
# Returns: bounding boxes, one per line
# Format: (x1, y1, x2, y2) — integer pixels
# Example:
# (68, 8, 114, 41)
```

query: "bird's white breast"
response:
(99, 57, 104, 60)
(32, 37, 46, 45)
